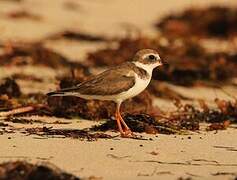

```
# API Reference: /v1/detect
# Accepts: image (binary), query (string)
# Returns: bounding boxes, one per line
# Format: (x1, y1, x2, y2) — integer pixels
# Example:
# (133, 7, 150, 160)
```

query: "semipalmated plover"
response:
(47, 49, 163, 137)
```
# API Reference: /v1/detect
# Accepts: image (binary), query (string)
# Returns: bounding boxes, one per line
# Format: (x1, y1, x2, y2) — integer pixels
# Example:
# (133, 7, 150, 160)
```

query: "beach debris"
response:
(212, 172, 237, 177)
(0, 0, 22, 2)
(0, 106, 35, 117)
(63, 1, 81, 11)
(156, 6, 237, 38)
(0, 104, 52, 117)
(92, 98, 237, 134)
(0, 78, 21, 98)
(92, 114, 188, 134)
(207, 120, 230, 131)
(47, 30, 108, 42)
(172, 99, 237, 131)
(25, 127, 113, 141)
(0, 42, 86, 69)
(0, 161, 80, 180)
(5, 10, 42, 21)
(0, 122, 8, 127)
(0, 79, 22, 111)
(0, 78, 52, 117)
(5, 117, 36, 124)
(106, 154, 131, 160)
(148, 151, 159, 156)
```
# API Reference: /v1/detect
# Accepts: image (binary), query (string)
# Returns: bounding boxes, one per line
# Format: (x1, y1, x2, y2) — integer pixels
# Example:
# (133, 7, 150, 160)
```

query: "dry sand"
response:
(1, 126, 237, 180)
(0, 0, 237, 179)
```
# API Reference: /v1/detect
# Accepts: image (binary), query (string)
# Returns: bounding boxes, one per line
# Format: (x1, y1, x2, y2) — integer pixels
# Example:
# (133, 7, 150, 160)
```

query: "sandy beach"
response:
(0, 0, 237, 179)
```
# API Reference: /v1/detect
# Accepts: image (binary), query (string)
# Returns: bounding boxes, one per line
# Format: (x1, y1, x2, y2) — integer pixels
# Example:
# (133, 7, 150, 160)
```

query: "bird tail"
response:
(47, 91, 66, 96)
(47, 87, 77, 97)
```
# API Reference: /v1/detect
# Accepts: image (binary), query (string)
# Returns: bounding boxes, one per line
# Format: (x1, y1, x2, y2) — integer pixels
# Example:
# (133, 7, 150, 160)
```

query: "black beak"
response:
(161, 60, 169, 68)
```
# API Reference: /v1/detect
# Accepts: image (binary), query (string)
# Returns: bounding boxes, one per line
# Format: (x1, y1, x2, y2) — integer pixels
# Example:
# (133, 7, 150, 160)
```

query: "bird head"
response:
(133, 49, 163, 73)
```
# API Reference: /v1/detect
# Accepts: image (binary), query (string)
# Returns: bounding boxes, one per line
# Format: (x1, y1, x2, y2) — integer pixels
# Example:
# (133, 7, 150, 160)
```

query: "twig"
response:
(0, 106, 35, 117)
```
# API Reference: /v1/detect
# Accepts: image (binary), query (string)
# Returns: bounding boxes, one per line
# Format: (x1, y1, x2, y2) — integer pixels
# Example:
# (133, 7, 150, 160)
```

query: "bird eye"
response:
(148, 54, 156, 60)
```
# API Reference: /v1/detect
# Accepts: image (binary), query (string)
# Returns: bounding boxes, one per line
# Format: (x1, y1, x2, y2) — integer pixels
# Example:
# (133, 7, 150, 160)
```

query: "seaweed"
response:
(47, 30, 108, 42)
(156, 6, 237, 38)
(5, 10, 42, 21)
(92, 113, 198, 135)
(0, 78, 21, 98)
(0, 42, 86, 69)
(92, 98, 237, 134)
(25, 127, 113, 141)
(0, 161, 80, 180)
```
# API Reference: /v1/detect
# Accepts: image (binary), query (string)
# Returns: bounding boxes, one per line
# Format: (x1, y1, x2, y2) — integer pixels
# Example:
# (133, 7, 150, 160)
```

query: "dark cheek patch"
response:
(140, 59, 151, 64)
(140, 57, 157, 64)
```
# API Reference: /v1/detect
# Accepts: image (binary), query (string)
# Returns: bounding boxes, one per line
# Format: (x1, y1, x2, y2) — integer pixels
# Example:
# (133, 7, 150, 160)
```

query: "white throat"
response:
(133, 61, 155, 76)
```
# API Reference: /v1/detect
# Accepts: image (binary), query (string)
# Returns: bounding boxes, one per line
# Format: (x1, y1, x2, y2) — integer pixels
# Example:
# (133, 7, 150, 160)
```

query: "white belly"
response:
(114, 75, 151, 102)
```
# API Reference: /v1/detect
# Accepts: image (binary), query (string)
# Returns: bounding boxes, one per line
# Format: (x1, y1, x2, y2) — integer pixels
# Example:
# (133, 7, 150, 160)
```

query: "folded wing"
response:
(47, 68, 135, 96)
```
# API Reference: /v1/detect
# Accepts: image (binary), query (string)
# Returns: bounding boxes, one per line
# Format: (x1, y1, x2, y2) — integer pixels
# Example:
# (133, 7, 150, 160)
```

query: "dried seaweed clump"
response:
(47, 30, 108, 42)
(25, 127, 112, 141)
(93, 98, 237, 134)
(0, 78, 21, 98)
(170, 99, 237, 131)
(92, 112, 198, 135)
(0, 77, 52, 116)
(152, 39, 237, 85)
(0, 161, 80, 180)
(156, 6, 237, 38)
(92, 114, 172, 134)
(0, 42, 83, 69)
(198, 99, 237, 124)
(6, 10, 42, 21)
(0, 78, 21, 111)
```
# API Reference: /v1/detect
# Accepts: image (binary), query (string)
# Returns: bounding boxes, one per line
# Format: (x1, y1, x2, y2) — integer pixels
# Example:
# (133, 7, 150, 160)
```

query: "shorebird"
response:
(47, 49, 163, 137)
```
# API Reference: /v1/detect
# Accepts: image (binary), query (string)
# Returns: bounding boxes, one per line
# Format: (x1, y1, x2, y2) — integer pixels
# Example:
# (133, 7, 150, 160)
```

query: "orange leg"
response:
(115, 109, 124, 135)
(117, 111, 133, 135)
(115, 102, 133, 137)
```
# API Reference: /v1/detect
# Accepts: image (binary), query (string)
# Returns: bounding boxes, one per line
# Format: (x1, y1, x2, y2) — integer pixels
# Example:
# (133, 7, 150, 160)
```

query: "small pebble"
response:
(187, 136, 191, 139)
(110, 148, 114, 150)
(8, 137, 11, 139)
(139, 144, 143, 147)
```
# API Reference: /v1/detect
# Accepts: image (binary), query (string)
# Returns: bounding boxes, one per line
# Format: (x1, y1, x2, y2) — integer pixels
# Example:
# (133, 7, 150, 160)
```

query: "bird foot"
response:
(120, 129, 134, 138)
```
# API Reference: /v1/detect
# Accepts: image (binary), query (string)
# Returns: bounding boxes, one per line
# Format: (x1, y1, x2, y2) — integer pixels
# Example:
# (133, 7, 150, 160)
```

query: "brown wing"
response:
(57, 66, 135, 96)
